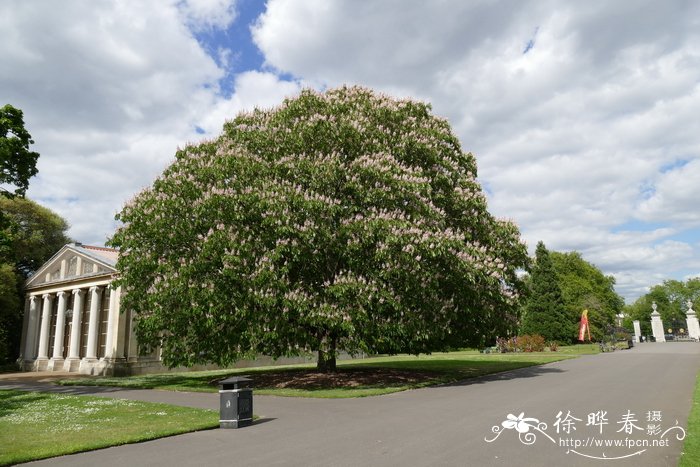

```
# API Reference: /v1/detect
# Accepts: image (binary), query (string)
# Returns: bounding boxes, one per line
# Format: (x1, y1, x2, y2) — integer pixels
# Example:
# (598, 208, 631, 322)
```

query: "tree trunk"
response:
(316, 335, 337, 372)
(316, 350, 337, 372)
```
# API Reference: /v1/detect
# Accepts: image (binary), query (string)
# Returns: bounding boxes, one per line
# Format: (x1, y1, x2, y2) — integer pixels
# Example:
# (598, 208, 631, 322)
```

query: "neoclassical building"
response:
(19, 243, 315, 375)
(19, 243, 160, 375)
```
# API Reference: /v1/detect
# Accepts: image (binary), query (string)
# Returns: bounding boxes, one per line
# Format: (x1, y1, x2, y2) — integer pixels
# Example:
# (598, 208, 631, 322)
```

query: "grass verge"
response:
(58, 345, 597, 398)
(680, 372, 700, 466)
(0, 390, 217, 466)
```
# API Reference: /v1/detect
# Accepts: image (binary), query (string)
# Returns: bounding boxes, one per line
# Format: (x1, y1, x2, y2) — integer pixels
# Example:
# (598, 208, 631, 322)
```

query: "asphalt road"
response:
(3, 342, 699, 466)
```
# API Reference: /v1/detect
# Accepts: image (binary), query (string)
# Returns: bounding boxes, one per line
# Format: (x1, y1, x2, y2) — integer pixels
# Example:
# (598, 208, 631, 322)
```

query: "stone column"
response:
(686, 300, 700, 341)
(65, 289, 85, 371)
(114, 287, 128, 360)
(128, 310, 139, 361)
(85, 286, 103, 360)
(49, 291, 68, 370)
(23, 296, 40, 361)
(104, 287, 117, 359)
(650, 302, 666, 342)
(18, 297, 30, 361)
(633, 320, 642, 343)
(36, 294, 54, 361)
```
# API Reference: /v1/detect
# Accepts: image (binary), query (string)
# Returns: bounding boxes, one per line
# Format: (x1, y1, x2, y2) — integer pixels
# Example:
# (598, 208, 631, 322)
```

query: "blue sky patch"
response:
(523, 26, 539, 54)
(191, 0, 267, 97)
(660, 159, 689, 174)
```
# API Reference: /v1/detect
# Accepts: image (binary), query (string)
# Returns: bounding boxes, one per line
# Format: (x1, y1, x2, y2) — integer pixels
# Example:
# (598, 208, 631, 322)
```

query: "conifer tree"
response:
(521, 241, 571, 342)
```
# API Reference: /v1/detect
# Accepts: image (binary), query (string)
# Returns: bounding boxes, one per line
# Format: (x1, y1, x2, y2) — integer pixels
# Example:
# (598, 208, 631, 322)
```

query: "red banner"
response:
(578, 309, 591, 341)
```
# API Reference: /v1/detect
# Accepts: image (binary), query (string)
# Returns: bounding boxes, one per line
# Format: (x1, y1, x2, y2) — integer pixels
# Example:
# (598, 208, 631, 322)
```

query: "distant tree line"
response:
(624, 278, 700, 336)
(519, 241, 624, 344)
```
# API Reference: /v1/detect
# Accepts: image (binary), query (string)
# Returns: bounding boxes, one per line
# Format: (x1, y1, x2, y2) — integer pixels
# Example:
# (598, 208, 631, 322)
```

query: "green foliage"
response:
(0, 264, 20, 363)
(0, 197, 71, 364)
(110, 86, 530, 371)
(550, 251, 623, 341)
(0, 265, 21, 364)
(625, 278, 700, 333)
(521, 242, 572, 343)
(0, 197, 72, 278)
(0, 105, 39, 198)
(0, 106, 44, 365)
(519, 247, 624, 343)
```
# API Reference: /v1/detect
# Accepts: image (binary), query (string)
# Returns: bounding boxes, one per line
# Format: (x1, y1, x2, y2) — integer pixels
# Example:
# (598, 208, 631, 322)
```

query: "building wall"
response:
(22, 275, 130, 375)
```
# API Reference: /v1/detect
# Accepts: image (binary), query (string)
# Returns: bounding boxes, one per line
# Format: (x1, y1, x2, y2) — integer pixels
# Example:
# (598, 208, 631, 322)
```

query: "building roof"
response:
(73, 244, 119, 267)
(25, 243, 120, 290)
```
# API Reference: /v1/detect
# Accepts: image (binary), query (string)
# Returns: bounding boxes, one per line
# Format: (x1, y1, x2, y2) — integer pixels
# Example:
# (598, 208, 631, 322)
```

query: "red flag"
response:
(578, 309, 591, 341)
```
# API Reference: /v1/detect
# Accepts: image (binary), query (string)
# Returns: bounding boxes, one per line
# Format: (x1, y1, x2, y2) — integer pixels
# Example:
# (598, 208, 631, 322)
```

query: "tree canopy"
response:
(111, 86, 529, 371)
(550, 251, 624, 341)
(0, 197, 71, 364)
(1, 104, 39, 198)
(0, 197, 72, 278)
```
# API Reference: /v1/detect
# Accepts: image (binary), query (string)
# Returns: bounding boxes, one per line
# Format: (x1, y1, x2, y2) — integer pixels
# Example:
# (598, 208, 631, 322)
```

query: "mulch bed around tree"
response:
(211, 368, 441, 390)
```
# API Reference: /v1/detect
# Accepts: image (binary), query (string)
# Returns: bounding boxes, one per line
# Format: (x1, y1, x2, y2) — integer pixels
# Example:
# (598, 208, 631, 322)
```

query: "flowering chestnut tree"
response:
(110, 86, 529, 371)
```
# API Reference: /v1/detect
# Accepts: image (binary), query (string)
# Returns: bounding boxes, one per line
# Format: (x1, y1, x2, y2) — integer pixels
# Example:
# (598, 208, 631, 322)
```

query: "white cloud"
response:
(198, 70, 302, 135)
(251, 0, 700, 302)
(4, 0, 700, 303)
(637, 158, 700, 226)
(178, 0, 238, 31)
(0, 0, 297, 246)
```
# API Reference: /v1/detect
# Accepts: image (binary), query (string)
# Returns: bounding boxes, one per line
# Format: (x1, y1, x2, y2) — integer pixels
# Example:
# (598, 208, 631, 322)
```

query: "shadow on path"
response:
(0, 381, 137, 395)
(1, 361, 569, 400)
(438, 363, 566, 388)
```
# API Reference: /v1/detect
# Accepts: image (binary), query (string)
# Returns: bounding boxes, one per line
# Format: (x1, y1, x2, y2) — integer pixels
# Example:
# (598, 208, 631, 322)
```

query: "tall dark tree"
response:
(111, 86, 529, 372)
(1, 104, 39, 198)
(521, 242, 572, 343)
(1, 104, 40, 268)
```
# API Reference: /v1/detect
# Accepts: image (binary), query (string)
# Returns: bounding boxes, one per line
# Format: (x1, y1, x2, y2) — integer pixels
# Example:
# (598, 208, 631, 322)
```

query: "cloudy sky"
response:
(2, 0, 699, 302)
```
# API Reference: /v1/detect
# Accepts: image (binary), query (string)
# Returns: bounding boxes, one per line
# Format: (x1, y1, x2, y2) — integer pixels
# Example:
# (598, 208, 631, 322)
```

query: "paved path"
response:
(2, 343, 699, 466)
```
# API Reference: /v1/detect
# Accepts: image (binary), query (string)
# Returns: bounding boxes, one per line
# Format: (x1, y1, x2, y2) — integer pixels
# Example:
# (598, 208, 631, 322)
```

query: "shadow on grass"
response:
(0, 382, 138, 397)
(0, 390, 46, 417)
(5, 354, 578, 399)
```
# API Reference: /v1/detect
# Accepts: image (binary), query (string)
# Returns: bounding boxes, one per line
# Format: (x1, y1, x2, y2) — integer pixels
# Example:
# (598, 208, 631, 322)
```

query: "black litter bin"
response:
(219, 376, 253, 428)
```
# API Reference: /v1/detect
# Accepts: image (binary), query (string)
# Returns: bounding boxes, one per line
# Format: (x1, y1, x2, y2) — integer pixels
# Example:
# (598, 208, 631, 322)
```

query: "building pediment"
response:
(26, 243, 118, 289)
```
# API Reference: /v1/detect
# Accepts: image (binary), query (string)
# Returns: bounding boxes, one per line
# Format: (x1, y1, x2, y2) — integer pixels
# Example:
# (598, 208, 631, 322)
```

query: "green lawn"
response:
(680, 372, 700, 466)
(0, 390, 218, 466)
(58, 345, 598, 398)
